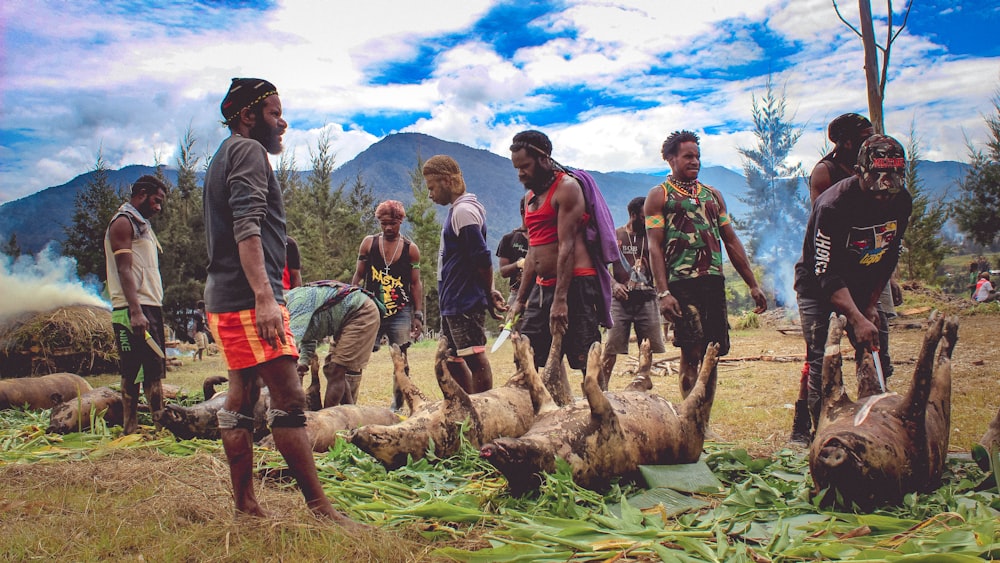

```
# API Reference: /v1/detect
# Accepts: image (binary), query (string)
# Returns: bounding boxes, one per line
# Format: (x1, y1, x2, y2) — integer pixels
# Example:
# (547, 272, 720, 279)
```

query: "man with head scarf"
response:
(423, 155, 506, 394)
(350, 199, 423, 411)
(202, 78, 355, 525)
(795, 134, 912, 432)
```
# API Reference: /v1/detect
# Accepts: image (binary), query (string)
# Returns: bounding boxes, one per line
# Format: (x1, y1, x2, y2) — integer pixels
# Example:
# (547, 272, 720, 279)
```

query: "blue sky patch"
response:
(347, 111, 433, 136)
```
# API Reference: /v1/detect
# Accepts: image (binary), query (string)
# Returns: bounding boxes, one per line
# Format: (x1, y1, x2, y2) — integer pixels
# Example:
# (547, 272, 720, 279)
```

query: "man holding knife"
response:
(794, 135, 912, 430)
(105, 175, 169, 435)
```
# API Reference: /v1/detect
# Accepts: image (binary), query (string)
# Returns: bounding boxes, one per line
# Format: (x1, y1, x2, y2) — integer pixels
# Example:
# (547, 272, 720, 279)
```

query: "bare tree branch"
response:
(832, 0, 863, 38)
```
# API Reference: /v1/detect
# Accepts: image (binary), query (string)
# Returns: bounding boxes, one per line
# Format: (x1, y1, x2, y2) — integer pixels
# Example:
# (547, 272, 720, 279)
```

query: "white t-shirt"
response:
(974, 280, 994, 302)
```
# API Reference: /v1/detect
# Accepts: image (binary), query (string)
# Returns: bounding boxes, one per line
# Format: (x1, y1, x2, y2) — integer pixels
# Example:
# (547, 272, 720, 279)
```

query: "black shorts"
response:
(519, 276, 602, 371)
(111, 305, 166, 384)
(442, 310, 487, 357)
(669, 275, 730, 356)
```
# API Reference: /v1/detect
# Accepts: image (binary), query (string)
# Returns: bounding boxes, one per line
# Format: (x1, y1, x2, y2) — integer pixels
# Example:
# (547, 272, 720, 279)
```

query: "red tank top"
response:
(525, 172, 563, 246)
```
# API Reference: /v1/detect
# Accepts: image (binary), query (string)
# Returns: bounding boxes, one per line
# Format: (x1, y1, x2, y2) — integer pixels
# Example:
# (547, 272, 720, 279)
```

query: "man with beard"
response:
(646, 130, 767, 399)
(795, 134, 912, 431)
(507, 130, 602, 377)
(423, 155, 505, 394)
(351, 200, 423, 410)
(203, 78, 353, 525)
(105, 174, 168, 435)
(600, 196, 666, 390)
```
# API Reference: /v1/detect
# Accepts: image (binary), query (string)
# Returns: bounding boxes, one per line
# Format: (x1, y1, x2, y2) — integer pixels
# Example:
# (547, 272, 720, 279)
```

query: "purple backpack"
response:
(566, 168, 617, 327)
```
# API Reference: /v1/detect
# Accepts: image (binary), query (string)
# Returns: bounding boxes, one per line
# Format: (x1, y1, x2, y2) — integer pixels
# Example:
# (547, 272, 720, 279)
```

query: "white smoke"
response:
(0, 245, 111, 322)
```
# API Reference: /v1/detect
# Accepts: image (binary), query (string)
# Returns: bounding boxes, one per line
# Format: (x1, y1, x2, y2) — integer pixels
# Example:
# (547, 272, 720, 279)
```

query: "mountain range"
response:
(0, 132, 970, 256)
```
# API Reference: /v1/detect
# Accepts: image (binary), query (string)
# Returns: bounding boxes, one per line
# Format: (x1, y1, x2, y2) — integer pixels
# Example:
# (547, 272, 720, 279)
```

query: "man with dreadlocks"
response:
(645, 130, 767, 400)
(508, 129, 603, 379)
(203, 78, 355, 525)
(795, 134, 912, 432)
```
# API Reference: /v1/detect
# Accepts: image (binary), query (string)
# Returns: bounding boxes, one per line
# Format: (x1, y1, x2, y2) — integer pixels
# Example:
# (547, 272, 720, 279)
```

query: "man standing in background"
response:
(496, 198, 529, 305)
(351, 200, 423, 411)
(105, 175, 168, 435)
(601, 196, 665, 390)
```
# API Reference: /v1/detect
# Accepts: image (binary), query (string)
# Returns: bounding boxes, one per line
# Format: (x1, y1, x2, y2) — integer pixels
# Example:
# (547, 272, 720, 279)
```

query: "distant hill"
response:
(0, 132, 970, 256)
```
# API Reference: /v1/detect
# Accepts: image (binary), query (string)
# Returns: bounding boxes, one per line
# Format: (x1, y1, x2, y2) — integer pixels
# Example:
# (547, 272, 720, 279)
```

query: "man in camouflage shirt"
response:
(645, 130, 767, 398)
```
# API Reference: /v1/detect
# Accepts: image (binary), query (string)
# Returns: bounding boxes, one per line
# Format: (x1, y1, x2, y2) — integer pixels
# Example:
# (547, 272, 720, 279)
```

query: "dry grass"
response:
(0, 450, 436, 562)
(3, 313, 997, 561)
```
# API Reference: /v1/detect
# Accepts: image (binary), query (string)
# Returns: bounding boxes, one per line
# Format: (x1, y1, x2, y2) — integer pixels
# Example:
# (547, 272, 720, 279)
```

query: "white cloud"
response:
(1, 0, 998, 206)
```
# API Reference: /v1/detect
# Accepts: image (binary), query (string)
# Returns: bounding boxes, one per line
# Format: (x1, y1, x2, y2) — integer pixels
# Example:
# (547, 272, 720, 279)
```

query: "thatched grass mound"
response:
(0, 305, 117, 377)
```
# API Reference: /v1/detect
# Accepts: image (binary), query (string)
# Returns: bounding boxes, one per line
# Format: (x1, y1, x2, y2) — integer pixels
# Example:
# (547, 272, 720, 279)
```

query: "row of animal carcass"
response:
(3, 313, 997, 509)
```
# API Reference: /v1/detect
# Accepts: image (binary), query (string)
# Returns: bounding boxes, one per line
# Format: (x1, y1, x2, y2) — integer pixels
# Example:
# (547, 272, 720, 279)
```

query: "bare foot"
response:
(310, 502, 372, 532)
(235, 501, 270, 518)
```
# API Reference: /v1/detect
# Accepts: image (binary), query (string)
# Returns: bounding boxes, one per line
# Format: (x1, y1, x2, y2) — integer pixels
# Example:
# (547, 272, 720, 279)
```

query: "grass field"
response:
(1, 307, 998, 561)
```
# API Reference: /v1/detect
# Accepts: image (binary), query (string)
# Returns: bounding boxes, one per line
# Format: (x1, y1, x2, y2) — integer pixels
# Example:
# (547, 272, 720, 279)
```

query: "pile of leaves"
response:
(1, 408, 997, 561)
(0, 305, 117, 377)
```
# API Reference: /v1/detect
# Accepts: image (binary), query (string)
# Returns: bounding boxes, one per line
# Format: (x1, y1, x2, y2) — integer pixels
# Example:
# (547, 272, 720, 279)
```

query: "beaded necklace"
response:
(667, 176, 700, 198)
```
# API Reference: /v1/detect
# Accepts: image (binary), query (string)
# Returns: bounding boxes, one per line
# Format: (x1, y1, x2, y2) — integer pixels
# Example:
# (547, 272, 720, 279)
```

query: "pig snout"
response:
(817, 442, 849, 468)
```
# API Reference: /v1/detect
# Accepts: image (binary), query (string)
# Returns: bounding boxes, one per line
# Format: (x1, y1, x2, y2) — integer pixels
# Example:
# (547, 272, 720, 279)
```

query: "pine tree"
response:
(289, 130, 344, 281)
(153, 129, 207, 339)
(1, 233, 21, 258)
(62, 152, 124, 281)
(403, 157, 442, 331)
(899, 129, 948, 283)
(733, 79, 810, 307)
(953, 93, 1000, 247)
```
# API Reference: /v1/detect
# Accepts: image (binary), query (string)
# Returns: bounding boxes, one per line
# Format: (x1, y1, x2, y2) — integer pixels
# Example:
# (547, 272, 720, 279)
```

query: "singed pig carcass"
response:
(0, 372, 93, 410)
(260, 405, 402, 452)
(480, 339, 720, 494)
(810, 312, 957, 509)
(349, 336, 553, 469)
(154, 376, 270, 441)
(47, 386, 123, 433)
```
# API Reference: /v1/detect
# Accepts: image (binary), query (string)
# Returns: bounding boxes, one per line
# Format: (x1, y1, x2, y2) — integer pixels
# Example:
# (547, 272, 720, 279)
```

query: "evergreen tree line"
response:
(61, 128, 443, 339)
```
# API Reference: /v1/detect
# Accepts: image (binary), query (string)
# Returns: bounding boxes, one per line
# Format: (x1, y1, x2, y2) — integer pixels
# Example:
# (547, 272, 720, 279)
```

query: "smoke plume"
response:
(0, 245, 110, 322)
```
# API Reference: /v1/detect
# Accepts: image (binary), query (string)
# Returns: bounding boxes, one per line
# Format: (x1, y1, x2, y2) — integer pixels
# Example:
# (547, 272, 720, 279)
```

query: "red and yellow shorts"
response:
(207, 306, 298, 370)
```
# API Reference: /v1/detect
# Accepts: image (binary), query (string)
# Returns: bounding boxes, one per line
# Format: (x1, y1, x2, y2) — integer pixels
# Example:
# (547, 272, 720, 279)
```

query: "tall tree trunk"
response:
(858, 0, 884, 133)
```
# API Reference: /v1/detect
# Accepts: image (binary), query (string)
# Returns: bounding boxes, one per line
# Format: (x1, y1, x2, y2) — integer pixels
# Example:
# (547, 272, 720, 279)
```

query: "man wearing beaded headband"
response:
(203, 77, 355, 525)
(645, 130, 767, 399)
(351, 199, 424, 410)
(794, 134, 912, 431)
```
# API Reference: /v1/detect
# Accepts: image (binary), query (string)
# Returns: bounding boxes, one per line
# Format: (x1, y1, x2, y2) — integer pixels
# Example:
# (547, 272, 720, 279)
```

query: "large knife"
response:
(872, 349, 886, 393)
(491, 313, 520, 353)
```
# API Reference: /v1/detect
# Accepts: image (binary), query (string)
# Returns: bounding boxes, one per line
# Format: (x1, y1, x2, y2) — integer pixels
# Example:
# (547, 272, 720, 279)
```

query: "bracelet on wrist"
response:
(657, 289, 671, 299)
(414, 311, 424, 321)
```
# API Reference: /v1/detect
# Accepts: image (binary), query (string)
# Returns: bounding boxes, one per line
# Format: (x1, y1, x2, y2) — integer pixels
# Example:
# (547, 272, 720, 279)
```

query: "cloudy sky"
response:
(1, 0, 998, 204)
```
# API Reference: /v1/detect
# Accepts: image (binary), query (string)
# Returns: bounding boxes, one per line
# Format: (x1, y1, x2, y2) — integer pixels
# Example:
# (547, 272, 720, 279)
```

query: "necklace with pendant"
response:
(668, 176, 701, 205)
(380, 234, 402, 276)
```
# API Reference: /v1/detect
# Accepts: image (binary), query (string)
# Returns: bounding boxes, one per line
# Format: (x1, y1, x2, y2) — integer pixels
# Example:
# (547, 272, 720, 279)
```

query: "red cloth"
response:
(207, 306, 298, 370)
